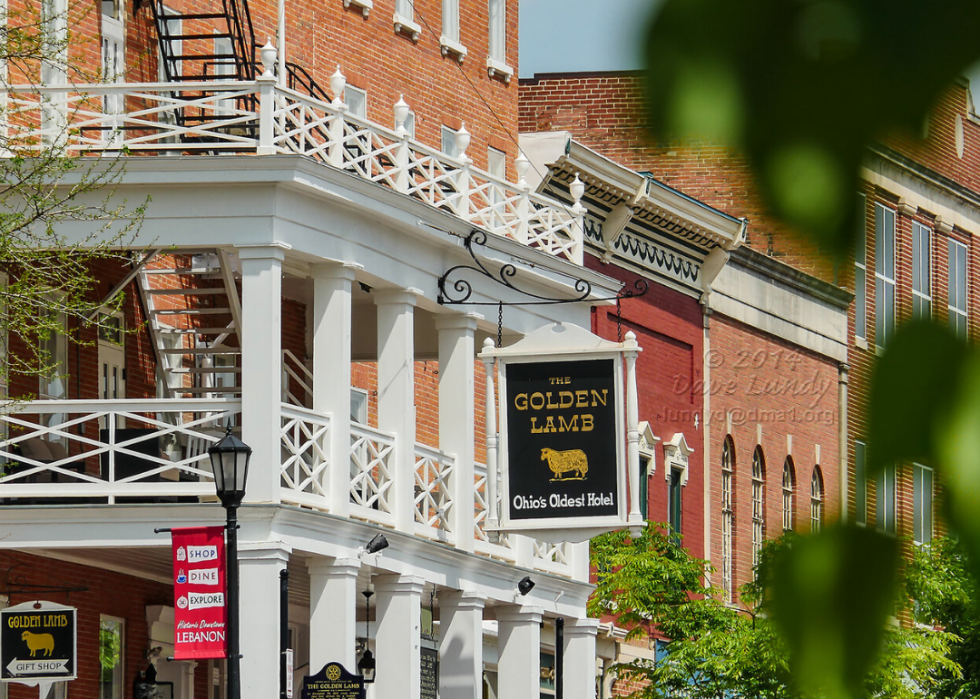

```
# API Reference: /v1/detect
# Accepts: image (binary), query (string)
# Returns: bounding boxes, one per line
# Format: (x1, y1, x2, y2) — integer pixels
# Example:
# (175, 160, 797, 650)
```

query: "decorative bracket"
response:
(437, 229, 648, 307)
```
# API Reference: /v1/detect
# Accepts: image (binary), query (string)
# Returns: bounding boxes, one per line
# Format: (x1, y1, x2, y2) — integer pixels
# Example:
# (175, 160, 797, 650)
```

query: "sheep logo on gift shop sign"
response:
(20, 631, 54, 657)
(541, 448, 588, 481)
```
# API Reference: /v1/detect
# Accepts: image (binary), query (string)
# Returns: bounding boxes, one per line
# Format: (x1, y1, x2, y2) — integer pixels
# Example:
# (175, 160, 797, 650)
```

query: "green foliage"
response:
(99, 619, 121, 682)
(592, 526, 960, 699)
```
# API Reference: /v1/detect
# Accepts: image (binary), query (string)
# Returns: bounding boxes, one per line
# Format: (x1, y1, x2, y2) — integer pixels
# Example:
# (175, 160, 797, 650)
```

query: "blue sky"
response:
(519, 0, 660, 78)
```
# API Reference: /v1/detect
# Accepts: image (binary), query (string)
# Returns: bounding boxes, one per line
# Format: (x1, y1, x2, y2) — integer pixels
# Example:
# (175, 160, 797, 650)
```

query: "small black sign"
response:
(420, 648, 438, 699)
(301, 663, 365, 699)
(506, 358, 619, 520)
(0, 603, 76, 682)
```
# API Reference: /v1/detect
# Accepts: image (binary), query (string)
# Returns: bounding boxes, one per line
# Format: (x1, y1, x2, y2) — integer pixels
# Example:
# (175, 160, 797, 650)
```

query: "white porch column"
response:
(239, 542, 290, 698)
(438, 591, 486, 699)
(313, 263, 358, 517)
(238, 245, 284, 503)
(374, 574, 424, 699)
(308, 557, 361, 673)
(434, 313, 480, 552)
(375, 290, 420, 531)
(562, 617, 600, 699)
(497, 605, 543, 699)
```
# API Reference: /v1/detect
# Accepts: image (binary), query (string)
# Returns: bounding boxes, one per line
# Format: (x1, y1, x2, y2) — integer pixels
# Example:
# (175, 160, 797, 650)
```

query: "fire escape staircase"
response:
(137, 251, 244, 399)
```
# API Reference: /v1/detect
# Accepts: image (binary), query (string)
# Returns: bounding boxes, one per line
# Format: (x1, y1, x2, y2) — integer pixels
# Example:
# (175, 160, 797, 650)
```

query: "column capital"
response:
(307, 557, 361, 579)
(238, 541, 291, 564)
(434, 312, 483, 333)
(374, 287, 423, 307)
(496, 604, 544, 625)
(235, 243, 289, 261)
(312, 262, 363, 281)
(562, 617, 600, 637)
(375, 573, 426, 596)
(440, 590, 487, 611)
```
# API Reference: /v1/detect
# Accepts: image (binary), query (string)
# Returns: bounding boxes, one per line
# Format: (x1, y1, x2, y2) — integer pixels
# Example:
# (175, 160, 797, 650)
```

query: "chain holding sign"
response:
(171, 527, 227, 659)
(0, 601, 76, 684)
(480, 322, 643, 543)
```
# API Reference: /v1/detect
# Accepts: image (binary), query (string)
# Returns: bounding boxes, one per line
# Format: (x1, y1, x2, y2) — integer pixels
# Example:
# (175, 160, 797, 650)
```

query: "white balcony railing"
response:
(0, 399, 239, 503)
(1, 80, 584, 264)
(474, 462, 516, 561)
(279, 403, 330, 508)
(414, 443, 455, 543)
(349, 421, 396, 525)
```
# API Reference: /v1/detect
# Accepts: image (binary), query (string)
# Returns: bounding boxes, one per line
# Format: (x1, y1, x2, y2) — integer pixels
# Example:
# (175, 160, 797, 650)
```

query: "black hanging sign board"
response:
(0, 601, 77, 682)
(420, 647, 438, 699)
(301, 663, 365, 699)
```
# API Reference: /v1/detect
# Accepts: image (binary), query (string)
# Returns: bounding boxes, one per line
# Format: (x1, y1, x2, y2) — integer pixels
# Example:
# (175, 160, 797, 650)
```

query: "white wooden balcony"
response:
(0, 398, 575, 578)
(0, 77, 584, 264)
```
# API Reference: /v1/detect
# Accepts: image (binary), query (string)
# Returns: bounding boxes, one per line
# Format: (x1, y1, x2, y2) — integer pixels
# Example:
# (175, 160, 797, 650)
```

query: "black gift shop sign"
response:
(482, 322, 643, 541)
(0, 601, 77, 682)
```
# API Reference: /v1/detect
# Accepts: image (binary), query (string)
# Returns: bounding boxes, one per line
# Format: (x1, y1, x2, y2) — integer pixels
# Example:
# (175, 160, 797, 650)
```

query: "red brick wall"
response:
(708, 314, 839, 601)
(586, 255, 706, 559)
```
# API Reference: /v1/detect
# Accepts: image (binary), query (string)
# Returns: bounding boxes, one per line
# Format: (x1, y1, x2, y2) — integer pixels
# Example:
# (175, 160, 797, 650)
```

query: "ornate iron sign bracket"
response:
(437, 229, 648, 307)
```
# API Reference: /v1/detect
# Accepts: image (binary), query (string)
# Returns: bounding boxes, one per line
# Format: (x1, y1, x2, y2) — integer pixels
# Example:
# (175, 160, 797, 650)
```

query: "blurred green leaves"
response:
(644, 0, 980, 259)
(769, 526, 899, 699)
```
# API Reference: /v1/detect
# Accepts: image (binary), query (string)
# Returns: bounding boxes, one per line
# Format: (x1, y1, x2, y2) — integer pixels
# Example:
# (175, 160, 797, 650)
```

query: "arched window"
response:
(782, 457, 795, 532)
(811, 467, 824, 533)
(721, 436, 735, 603)
(752, 446, 765, 572)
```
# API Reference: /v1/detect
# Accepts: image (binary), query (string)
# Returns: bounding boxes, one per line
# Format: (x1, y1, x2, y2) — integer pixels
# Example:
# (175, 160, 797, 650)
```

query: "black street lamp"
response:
(357, 590, 377, 682)
(209, 427, 252, 699)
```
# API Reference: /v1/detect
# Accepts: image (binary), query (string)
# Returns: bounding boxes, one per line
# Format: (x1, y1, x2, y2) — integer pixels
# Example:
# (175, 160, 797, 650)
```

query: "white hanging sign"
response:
(480, 322, 643, 543)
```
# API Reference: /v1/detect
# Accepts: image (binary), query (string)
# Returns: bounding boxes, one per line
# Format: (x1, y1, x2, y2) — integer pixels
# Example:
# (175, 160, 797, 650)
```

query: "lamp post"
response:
(209, 427, 252, 699)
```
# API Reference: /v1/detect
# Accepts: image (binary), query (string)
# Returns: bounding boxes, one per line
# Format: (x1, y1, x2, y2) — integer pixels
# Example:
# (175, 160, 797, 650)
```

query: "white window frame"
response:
(721, 437, 734, 603)
(394, 0, 421, 41)
(782, 457, 794, 532)
(911, 222, 932, 321)
(855, 194, 867, 343)
(810, 467, 823, 533)
(345, 85, 367, 120)
(39, 310, 68, 401)
(99, 614, 125, 699)
(876, 463, 896, 536)
(948, 238, 968, 338)
(874, 203, 896, 349)
(486, 0, 512, 82)
(913, 462, 933, 545)
(441, 126, 459, 158)
(751, 447, 765, 573)
(854, 439, 867, 526)
(440, 0, 466, 61)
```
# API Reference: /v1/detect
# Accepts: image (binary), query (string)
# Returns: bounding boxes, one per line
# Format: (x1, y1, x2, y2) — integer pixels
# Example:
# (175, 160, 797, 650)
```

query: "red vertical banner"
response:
(171, 526, 227, 659)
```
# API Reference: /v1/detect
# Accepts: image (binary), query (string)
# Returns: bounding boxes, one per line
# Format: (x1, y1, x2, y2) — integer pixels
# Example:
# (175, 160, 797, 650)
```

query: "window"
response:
(346, 85, 367, 119)
(403, 111, 416, 139)
(874, 203, 896, 348)
(948, 238, 968, 338)
(669, 468, 682, 544)
(441, 126, 459, 158)
(913, 463, 933, 545)
(876, 463, 896, 535)
(443, 0, 459, 42)
(855, 440, 867, 525)
(39, 311, 68, 401)
(395, 0, 412, 18)
(810, 467, 824, 533)
(855, 194, 867, 340)
(721, 437, 735, 603)
(912, 222, 932, 320)
(488, 0, 506, 62)
(100, 616, 125, 699)
(639, 456, 650, 519)
(394, 0, 420, 40)
(782, 457, 795, 532)
(751, 447, 765, 572)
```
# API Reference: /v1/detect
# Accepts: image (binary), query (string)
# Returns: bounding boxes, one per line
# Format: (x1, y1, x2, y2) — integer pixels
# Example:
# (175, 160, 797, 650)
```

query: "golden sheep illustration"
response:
(21, 631, 55, 657)
(540, 448, 588, 481)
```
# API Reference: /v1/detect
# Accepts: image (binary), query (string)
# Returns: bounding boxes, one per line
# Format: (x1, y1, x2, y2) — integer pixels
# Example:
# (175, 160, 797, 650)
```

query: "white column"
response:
(439, 592, 485, 699)
(238, 245, 284, 503)
(239, 542, 290, 699)
(435, 313, 480, 552)
(562, 617, 599, 699)
(497, 605, 543, 699)
(308, 557, 361, 673)
(313, 263, 359, 517)
(375, 290, 420, 531)
(374, 574, 424, 699)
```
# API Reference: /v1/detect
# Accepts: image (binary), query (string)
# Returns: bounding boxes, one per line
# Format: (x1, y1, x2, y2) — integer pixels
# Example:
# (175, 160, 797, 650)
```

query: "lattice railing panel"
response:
(279, 404, 330, 501)
(414, 443, 454, 541)
(473, 463, 516, 560)
(349, 422, 395, 524)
